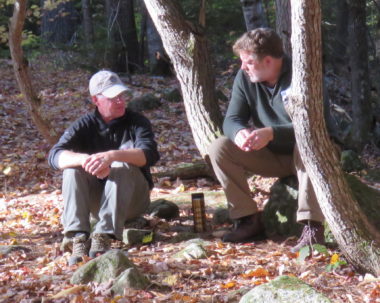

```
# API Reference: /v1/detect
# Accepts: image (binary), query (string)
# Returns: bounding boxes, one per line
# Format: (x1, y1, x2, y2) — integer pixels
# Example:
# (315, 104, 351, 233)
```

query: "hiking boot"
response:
(222, 212, 265, 243)
(60, 236, 73, 253)
(291, 221, 325, 253)
(89, 233, 111, 258)
(68, 233, 90, 265)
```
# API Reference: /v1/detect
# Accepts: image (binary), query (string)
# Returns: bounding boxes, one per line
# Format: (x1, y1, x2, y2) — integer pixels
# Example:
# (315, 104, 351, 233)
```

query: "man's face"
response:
(93, 92, 128, 122)
(239, 51, 270, 83)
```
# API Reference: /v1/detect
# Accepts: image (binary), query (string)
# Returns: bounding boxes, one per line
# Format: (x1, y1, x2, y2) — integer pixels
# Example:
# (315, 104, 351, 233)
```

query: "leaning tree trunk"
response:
(9, 0, 58, 145)
(347, 0, 372, 151)
(275, 0, 292, 57)
(143, 0, 223, 158)
(288, 0, 380, 275)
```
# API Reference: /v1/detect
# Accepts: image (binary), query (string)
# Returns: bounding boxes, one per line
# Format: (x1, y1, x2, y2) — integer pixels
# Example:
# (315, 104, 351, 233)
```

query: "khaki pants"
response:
(62, 162, 150, 240)
(209, 136, 324, 222)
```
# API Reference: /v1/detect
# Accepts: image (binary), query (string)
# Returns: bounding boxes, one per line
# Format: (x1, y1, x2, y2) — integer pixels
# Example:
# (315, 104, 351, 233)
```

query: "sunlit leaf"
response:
(142, 232, 153, 244)
(3, 166, 12, 175)
(330, 253, 340, 265)
(221, 281, 236, 289)
(242, 267, 269, 278)
(162, 274, 178, 286)
(50, 285, 87, 299)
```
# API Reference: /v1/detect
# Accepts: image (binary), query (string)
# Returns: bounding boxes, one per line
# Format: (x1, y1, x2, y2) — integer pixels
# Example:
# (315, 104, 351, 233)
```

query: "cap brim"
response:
(102, 84, 129, 98)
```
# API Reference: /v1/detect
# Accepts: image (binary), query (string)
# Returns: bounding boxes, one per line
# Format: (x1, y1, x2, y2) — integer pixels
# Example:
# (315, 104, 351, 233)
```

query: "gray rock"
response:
(168, 232, 198, 243)
(239, 275, 331, 303)
(340, 150, 363, 172)
(164, 88, 182, 103)
(111, 267, 150, 295)
(212, 207, 233, 225)
(147, 199, 179, 220)
(128, 94, 162, 112)
(263, 176, 302, 237)
(0, 245, 31, 255)
(122, 229, 153, 245)
(173, 242, 208, 261)
(70, 250, 135, 285)
(185, 238, 212, 246)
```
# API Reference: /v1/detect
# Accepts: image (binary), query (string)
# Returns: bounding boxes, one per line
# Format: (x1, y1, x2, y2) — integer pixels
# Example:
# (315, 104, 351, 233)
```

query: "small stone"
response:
(122, 229, 153, 245)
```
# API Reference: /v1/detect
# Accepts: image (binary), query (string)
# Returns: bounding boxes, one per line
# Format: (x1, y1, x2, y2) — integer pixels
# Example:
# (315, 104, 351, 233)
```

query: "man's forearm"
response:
(57, 150, 89, 169)
(108, 149, 147, 167)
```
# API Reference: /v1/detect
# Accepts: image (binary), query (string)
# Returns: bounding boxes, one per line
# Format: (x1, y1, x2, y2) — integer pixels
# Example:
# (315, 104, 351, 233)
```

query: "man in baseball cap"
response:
(89, 70, 130, 98)
(48, 70, 160, 265)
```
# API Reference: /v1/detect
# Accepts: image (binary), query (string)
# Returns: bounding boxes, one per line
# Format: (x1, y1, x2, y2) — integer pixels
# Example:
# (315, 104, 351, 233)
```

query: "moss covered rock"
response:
(111, 267, 150, 295)
(70, 250, 135, 285)
(239, 275, 331, 303)
(263, 176, 302, 238)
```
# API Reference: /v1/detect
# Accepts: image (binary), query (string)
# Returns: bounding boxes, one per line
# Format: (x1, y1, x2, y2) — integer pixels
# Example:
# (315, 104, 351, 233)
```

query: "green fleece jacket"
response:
(223, 56, 295, 154)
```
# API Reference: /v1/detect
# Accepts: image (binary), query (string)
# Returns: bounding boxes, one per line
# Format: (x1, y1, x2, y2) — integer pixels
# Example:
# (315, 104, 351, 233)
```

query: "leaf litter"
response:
(0, 58, 379, 302)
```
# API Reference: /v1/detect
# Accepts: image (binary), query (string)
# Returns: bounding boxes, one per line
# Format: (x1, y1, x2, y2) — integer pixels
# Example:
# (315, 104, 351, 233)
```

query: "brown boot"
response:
(291, 221, 325, 253)
(222, 212, 265, 243)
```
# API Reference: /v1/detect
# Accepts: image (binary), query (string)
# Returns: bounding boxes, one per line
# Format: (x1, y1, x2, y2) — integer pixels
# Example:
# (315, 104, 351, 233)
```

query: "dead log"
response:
(153, 161, 214, 180)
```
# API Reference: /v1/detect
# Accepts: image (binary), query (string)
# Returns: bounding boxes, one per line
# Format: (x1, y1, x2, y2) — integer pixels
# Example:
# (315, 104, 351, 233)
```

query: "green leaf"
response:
(297, 246, 310, 263)
(312, 244, 328, 256)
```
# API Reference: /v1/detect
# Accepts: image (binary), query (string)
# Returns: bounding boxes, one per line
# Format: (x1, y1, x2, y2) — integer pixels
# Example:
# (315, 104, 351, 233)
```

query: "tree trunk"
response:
(275, 0, 292, 57)
(288, 0, 380, 276)
(146, 11, 171, 75)
(240, 0, 268, 31)
(124, 0, 140, 73)
(347, 0, 372, 151)
(105, 0, 139, 73)
(81, 0, 94, 47)
(143, 0, 223, 158)
(41, 0, 79, 44)
(333, 0, 349, 71)
(9, 0, 58, 145)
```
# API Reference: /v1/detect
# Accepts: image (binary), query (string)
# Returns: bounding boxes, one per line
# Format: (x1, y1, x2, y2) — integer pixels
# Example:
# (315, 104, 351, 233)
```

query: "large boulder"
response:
(70, 250, 135, 285)
(164, 88, 182, 103)
(239, 275, 331, 303)
(263, 176, 302, 238)
(128, 94, 162, 112)
(111, 267, 150, 295)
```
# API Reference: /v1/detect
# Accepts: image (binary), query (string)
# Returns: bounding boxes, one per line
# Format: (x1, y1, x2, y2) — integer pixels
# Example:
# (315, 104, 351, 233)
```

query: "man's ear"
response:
(91, 95, 98, 106)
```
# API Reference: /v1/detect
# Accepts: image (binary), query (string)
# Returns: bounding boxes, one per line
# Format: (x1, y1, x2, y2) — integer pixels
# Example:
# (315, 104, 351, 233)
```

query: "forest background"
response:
(0, 0, 380, 302)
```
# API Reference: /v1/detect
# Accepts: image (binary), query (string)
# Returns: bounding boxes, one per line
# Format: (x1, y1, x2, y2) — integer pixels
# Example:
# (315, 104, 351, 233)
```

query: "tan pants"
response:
(209, 136, 324, 222)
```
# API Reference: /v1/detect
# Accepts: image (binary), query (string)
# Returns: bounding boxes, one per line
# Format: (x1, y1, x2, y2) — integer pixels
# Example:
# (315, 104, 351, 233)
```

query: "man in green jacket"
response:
(209, 28, 324, 252)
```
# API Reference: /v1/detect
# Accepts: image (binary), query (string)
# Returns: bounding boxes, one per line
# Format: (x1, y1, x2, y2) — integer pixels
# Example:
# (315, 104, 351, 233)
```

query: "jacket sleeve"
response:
(223, 70, 252, 141)
(47, 121, 85, 170)
(131, 115, 160, 167)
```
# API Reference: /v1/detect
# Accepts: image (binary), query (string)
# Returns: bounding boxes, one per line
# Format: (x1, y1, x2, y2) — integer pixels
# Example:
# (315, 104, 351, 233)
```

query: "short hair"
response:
(233, 28, 284, 60)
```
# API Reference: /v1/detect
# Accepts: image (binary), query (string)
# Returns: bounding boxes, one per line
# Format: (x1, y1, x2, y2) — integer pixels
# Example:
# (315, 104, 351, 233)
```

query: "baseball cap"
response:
(89, 70, 129, 98)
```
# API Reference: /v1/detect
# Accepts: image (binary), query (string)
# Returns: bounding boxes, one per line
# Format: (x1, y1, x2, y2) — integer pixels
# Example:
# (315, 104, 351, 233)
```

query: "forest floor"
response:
(0, 57, 380, 303)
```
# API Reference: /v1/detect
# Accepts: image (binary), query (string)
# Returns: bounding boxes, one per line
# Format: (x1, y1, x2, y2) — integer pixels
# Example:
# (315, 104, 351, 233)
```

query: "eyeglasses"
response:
(99, 92, 130, 103)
